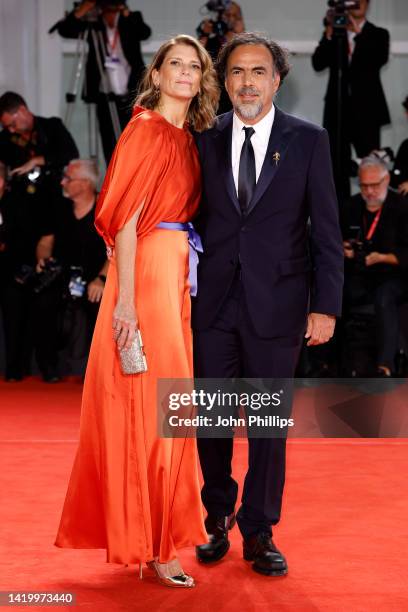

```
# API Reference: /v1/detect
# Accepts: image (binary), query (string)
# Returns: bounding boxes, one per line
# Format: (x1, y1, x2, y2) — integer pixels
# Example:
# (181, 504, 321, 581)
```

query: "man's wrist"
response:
(382, 253, 398, 265)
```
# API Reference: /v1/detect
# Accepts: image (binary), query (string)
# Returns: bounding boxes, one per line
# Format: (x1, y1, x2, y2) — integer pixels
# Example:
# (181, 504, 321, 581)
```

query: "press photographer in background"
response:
(33, 159, 108, 381)
(1, 160, 52, 382)
(197, 1, 245, 60)
(0, 91, 79, 194)
(0, 93, 79, 382)
(342, 156, 408, 377)
(312, 0, 390, 201)
(56, 0, 151, 163)
(391, 95, 408, 196)
(197, 1, 244, 113)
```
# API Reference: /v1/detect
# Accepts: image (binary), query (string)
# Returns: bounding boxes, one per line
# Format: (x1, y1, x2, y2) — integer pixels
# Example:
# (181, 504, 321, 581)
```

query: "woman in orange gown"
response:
(55, 35, 219, 587)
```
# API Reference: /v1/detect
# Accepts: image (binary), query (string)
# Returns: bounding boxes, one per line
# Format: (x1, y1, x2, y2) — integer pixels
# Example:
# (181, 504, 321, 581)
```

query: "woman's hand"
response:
(112, 301, 138, 350)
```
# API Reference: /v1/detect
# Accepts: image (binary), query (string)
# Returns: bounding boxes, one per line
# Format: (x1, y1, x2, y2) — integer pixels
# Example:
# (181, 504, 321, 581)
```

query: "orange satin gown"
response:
(54, 106, 208, 564)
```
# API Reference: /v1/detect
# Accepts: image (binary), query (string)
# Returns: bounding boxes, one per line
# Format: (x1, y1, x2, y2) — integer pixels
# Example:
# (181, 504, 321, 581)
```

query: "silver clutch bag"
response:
(118, 329, 148, 374)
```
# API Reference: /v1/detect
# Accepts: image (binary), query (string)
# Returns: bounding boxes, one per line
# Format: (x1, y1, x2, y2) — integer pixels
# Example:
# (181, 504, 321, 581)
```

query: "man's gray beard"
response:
(362, 190, 387, 208)
(235, 100, 263, 120)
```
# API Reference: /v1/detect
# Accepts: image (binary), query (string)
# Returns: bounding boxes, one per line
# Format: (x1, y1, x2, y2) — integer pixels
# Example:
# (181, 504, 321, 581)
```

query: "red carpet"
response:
(1, 378, 408, 611)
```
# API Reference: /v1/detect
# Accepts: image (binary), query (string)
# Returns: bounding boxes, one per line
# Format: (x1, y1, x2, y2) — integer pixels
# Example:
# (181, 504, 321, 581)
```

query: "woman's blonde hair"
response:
(135, 35, 220, 132)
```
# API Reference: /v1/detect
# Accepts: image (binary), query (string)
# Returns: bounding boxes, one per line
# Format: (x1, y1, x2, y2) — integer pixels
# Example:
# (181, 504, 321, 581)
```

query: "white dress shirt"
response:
(231, 104, 275, 195)
(347, 19, 366, 60)
(104, 14, 131, 96)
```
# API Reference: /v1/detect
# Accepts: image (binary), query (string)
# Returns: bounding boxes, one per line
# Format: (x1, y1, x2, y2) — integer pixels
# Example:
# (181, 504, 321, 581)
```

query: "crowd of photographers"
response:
(1, 0, 408, 381)
(0, 93, 107, 382)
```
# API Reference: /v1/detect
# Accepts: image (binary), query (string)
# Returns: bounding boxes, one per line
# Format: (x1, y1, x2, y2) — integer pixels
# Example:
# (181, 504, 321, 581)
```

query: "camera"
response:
(347, 230, 373, 272)
(96, 0, 123, 8)
(196, 0, 232, 46)
(6, 165, 61, 197)
(324, 0, 360, 29)
(204, 0, 231, 10)
(69, 0, 124, 24)
(16, 258, 64, 293)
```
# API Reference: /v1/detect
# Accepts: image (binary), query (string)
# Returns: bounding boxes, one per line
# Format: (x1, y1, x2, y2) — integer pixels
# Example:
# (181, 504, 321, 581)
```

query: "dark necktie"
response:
(238, 126, 256, 215)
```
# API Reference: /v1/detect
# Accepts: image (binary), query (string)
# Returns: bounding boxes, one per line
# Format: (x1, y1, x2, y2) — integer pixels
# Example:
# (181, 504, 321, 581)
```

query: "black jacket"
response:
(0, 116, 79, 215)
(193, 107, 344, 338)
(57, 10, 151, 102)
(0, 115, 79, 171)
(312, 21, 390, 129)
(342, 190, 408, 282)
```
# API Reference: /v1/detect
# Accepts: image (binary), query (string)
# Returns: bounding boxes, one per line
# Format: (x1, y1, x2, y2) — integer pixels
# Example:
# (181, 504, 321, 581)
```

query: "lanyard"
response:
(364, 207, 382, 241)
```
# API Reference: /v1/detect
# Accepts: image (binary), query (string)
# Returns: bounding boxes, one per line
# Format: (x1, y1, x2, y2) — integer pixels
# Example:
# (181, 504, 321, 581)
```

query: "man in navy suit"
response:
(193, 33, 344, 576)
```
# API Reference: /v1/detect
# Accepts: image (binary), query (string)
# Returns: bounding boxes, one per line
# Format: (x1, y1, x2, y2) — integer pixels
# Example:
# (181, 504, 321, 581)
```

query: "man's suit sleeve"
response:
(374, 27, 389, 68)
(356, 25, 389, 69)
(311, 35, 333, 72)
(307, 128, 344, 316)
(43, 118, 79, 169)
(127, 11, 151, 41)
(56, 11, 87, 38)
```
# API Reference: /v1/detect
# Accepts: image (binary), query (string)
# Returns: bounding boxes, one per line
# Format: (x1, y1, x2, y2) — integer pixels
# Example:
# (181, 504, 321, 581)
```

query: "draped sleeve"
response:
(95, 108, 169, 247)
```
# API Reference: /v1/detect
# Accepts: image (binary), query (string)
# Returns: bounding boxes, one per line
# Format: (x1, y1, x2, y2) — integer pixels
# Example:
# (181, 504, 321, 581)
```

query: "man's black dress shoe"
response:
(196, 513, 236, 563)
(243, 532, 288, 576)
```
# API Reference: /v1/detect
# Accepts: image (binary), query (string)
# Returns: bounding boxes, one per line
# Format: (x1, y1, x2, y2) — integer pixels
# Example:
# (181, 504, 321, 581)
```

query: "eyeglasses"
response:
(62, 174, 86, 182)
(360, 175, 387, 190)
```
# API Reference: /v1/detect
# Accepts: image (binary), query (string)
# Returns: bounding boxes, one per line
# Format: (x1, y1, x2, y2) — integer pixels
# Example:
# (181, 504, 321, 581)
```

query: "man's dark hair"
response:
(216, 32, 291, 88)
(0, 91, 27, 117)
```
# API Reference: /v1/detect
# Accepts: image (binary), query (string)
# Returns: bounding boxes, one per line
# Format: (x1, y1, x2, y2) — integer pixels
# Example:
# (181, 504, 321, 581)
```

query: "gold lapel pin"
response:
(273, 152, 280, 166)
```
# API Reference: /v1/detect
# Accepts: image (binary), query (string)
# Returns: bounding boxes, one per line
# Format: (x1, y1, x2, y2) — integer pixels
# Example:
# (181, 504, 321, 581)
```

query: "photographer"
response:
(0, 91, 79, 381)
(0, 159, 57, 382)
(312, 0, 390, 199)
(56, 0, 151, 162)
(32, 159, 108, 381)
(342, 156, 408, 376)
(0, 91, 79, 194)
(197, 1, 245, 113)
(198, 1, 245, 60)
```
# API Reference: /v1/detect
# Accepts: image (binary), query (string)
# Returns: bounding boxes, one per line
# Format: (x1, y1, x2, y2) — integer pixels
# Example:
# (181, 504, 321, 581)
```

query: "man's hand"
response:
(365, 251, 384, 266)
(347, 15, 362, 34)
(10, 156, 45, 177)
(119, 3, 130, 17)
(343, 240, 355, 259)
(87, 277, 105, 303)
(398, 181, 408, 196)
(36, 258, 47, 274)
(324, 24, 334, 40)
(305, 313, 336, 346)
(74, 0, 97, 18)
(366, 252, 398, 266)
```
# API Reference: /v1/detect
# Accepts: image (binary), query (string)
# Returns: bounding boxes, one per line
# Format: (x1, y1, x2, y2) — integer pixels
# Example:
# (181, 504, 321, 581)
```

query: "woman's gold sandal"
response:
(145, 558, 195, 588)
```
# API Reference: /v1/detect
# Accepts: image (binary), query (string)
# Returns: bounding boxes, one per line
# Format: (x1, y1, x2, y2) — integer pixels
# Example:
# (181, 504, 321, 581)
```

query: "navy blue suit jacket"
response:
(192, 106, 344, 338)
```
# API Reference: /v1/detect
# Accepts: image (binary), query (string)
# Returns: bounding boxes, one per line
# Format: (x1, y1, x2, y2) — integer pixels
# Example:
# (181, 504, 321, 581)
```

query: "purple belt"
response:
(156, 222, 203, 296)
